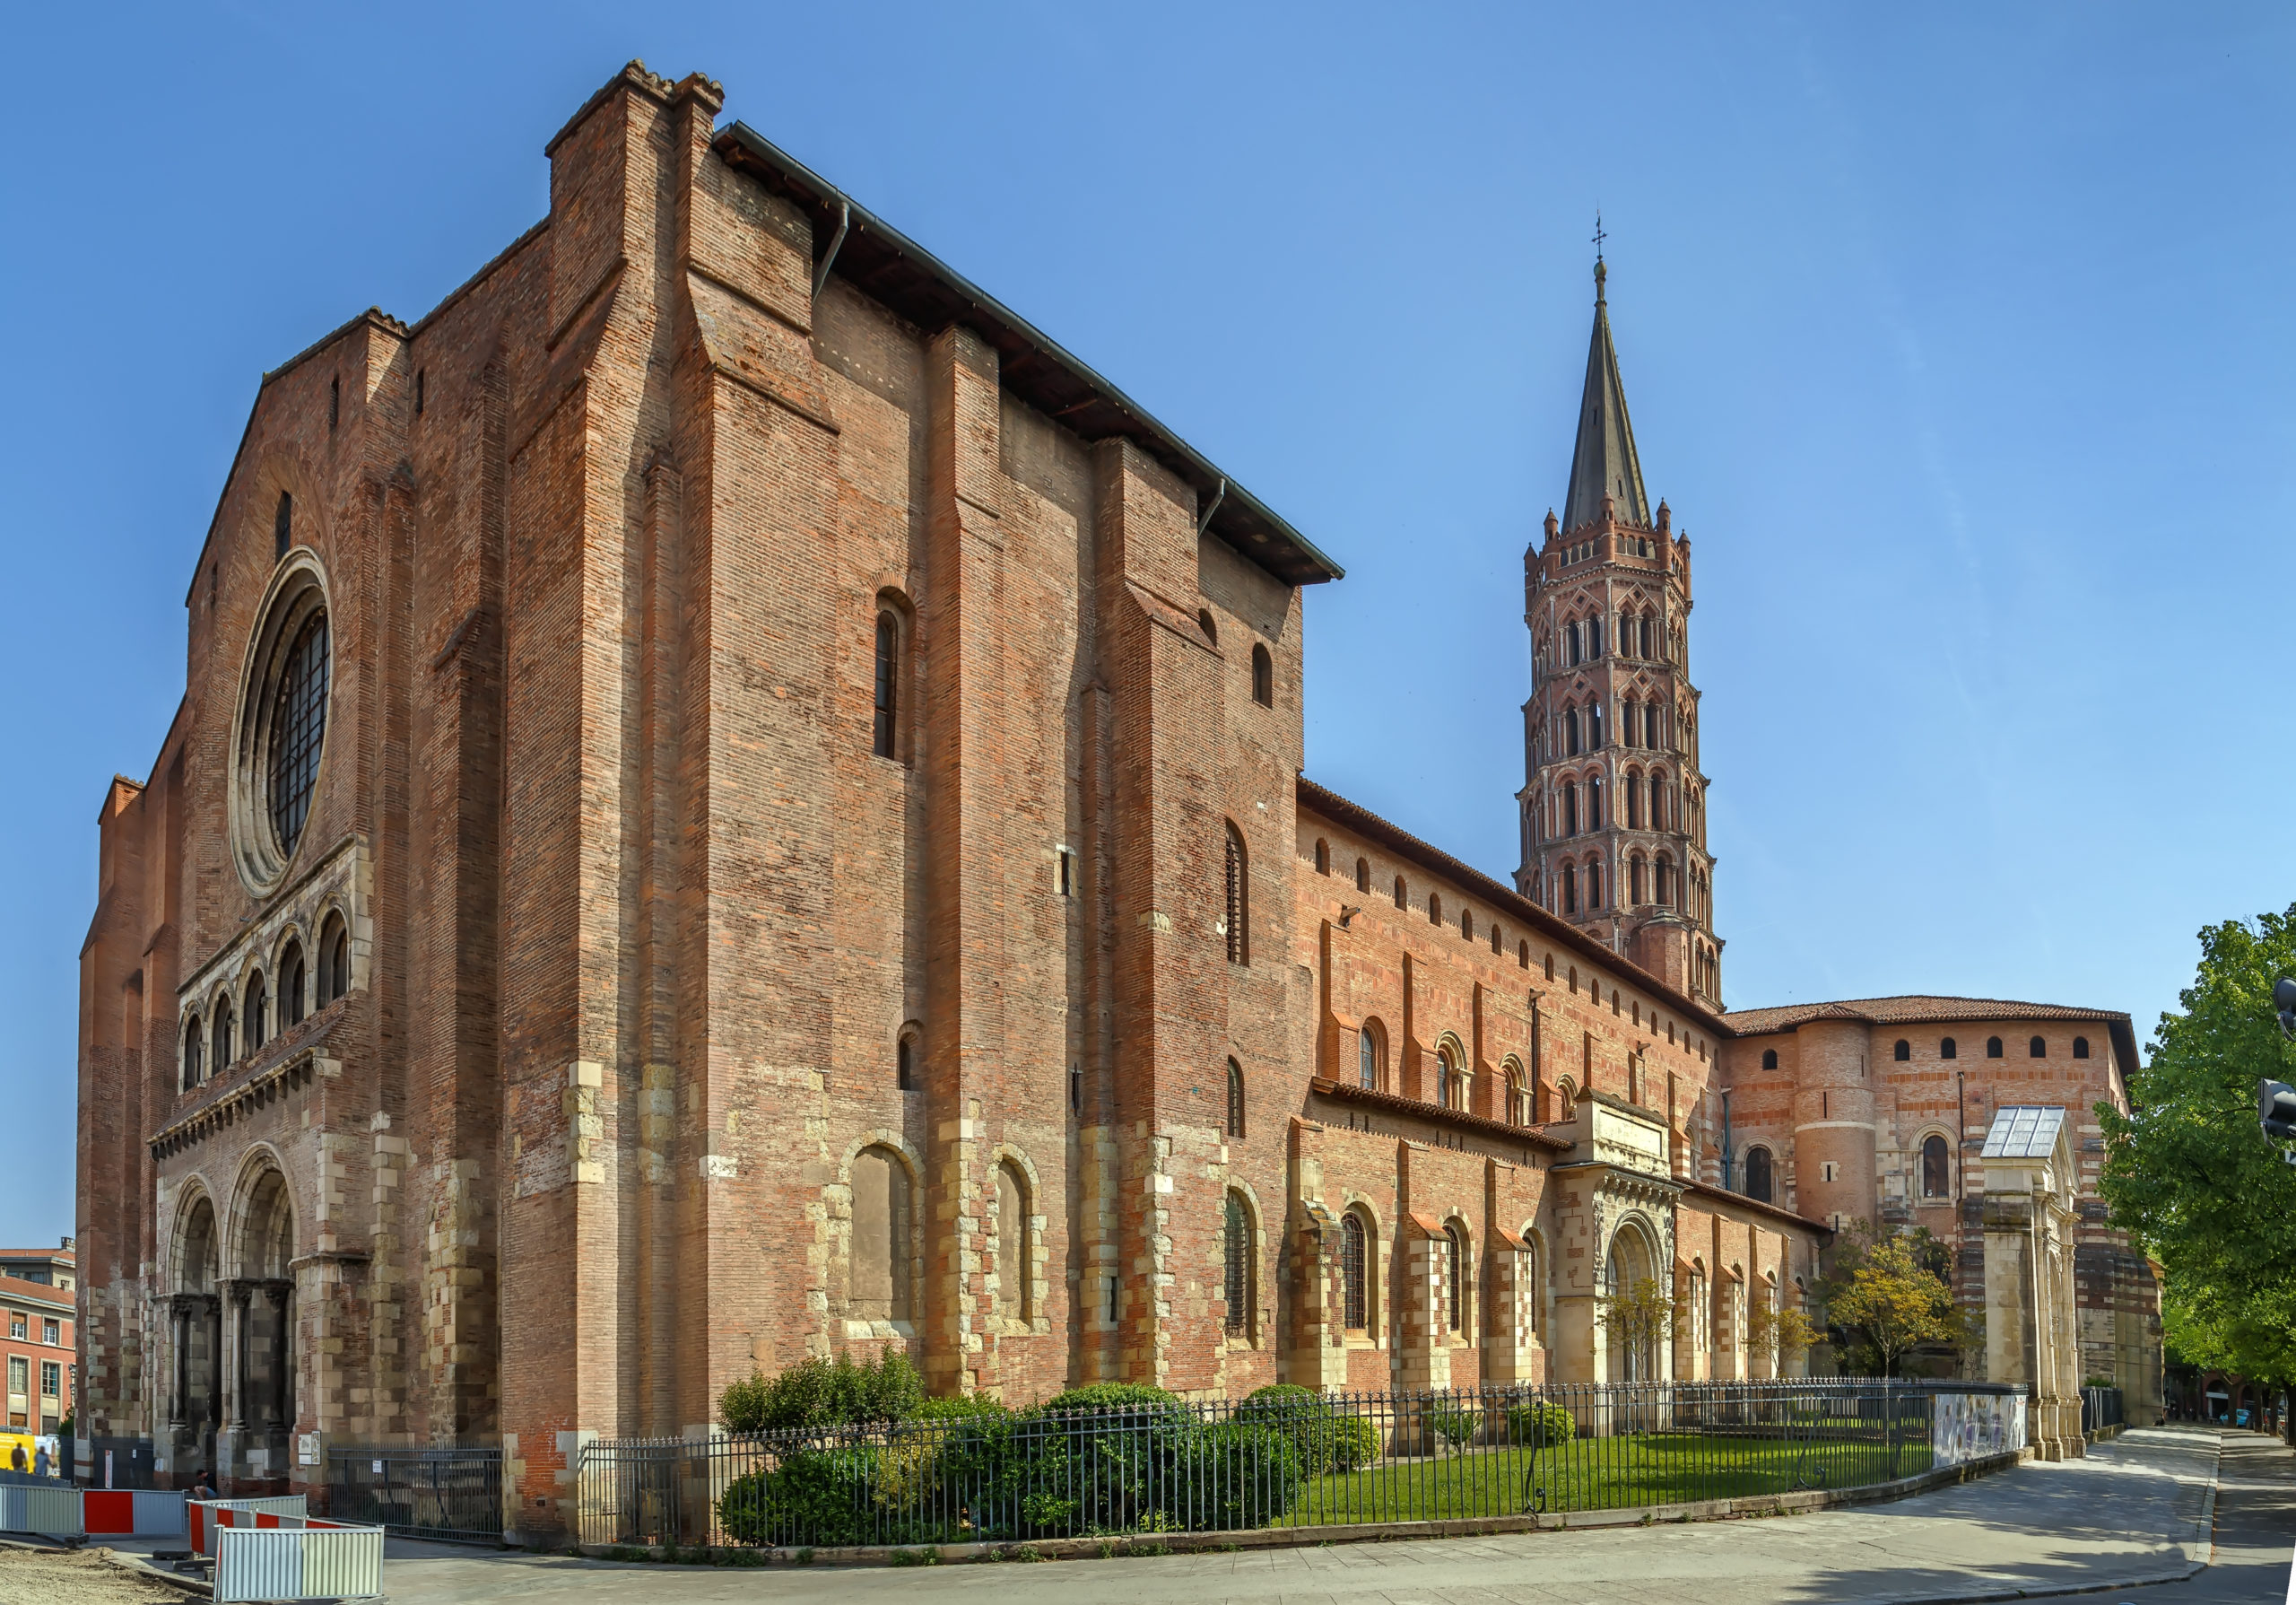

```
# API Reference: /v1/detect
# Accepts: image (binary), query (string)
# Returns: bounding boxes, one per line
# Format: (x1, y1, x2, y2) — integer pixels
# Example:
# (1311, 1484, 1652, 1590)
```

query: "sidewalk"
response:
(366, 1424, 2253, 1605)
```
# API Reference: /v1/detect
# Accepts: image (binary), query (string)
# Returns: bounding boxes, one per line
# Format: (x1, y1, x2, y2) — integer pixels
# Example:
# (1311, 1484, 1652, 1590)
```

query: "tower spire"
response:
(1561, 242, 1649, 534)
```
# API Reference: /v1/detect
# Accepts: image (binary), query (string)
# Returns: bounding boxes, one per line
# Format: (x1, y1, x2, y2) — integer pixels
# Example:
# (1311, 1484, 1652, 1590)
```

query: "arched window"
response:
(1356, 858, 1370, 894)
(1226, 1058, 1247, 1139)
(1645, 702, 1659, 749)
(1590, 702, 1606, 747)
(1586, 859, 1603, 909)
(1490, 920, 1501, 955)
(1394, 876, 1408, 911)
(1251, 643, 1274, 707)
(318, 915, 350, 1007)
(1622, 697, 1639, 746)
(1587, 775, 1604, 830)
(1743, 1146, 1773, 1203)
(1504, 1058, 1528, 1125)
(897, 1031, 917, 1091)
(1222, 1191, 1252, 1336)
(873, 611, 900, 758)
(1561, 863, 1578, 914)
(1921, 1134, 1951, 1199)
(268, 609, 330, 859)
(1639, 615, 1655, 659)
(1314, 838, 1330, 875)
(1360, 1020, 1384, 1090)
(1197, 608, 1218, 644)
(1565, 706, 1581, 755)
(1893, 1038, 1910, 1062)
(1444, 1222, 1468, 1336)
(1435, 1042, 1457, 1109)
(996, 1160, 1031, 1324)
(1565, 624, 1581, 667)
(212, 999, 236, 1073)
(2029, 1035, 2047, 1058)
(1223, 823, 1248, 965)
(280, 941, 306, 1029)
(1556, 1076, 1577, 1120)
(1626, 776, 1642, 829)
(1986, 1035, 2004, 1059)
(1429, 893, 1443, 927)
(1588, 618, 1604, 659)
(1562, 782, 1579, 836)
(1655, 855, 1673, 907)
(1340, 1212, 1369, 1331)
(183, 1014, 204, 1089)
(2073, 1036, 2091, 1060)
(1650, 773, 1665, 831)
(1940, 1036, 1958, 1060)
(848, 1145, 913, 1323)
(245, 973, 268, 1053)
(1761, 1048, 1779, 1070)
(1518, 940, 1530, 969)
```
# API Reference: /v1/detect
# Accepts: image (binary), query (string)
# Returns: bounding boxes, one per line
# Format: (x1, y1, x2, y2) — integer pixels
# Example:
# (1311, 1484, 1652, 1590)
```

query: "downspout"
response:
(1719, 1089, 1735, 1194)
(1196, 476, 1227, 536)
(812, 198, 851, 299)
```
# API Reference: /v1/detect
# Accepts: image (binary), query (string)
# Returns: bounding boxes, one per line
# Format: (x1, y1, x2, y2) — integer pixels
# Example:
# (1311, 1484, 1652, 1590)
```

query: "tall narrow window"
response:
(1314, 838, 1330, 875)
(414, 369, 426, 416)
(329, 375, 340, 429)
(1226, 1058, 1246, 1139)
(1562, 863, 1578, 914)
(873, 612, 899, 759)
(280, 941, 306, 1028)
(1639, 615, 1654, 659)
(1588, 775, 1605, 830)
(184, 1016, 204, 1089)
(1622, 698, 1639, 746)
(848, 1146, 913, 1323)
(996, 1161, 1031, 1324)
(1656, 855, 1673, 907)
(1921, 1134, 1950, 1199)
(212, 1000, 236, 1072)
(1650, 774, 1665, 830)
(1340, 1212, 1368, 1330)
(1566, 624, 1581, 667)
(1394, 876, 1407, 910)
(1504, 1060, 1527, 1125)
(1630, 857, 1645, 905)
(1223, 824, 1248, 965)
(1518, 940, 1530, 969)
(1645, 703, 1659, 749)
(245, 973, 268, 1053)
(1444, 1222, 1467, 1335)
(1563, 783, 1579, 836)
(897, 1034, 915, 1091)
(1058, 849, 1073, 896)
(1429, 893, 1442, 927)
(1223, 1191, 1251, 1336)
(269, 612, 330, 859)
(319, 915, 350, 1007)
(1587, 859, 1603, 909)
(274, 491, 292, 562)
(1589, 618, 1604, 659)
(1356, 858, 1370, 893)
(1360, 1021, 1381, 1089)
(1590, 702, 1605, 747)
(1743, 1146, 1774, 1203)
(1627, 779, 1641, 829)
(1565, 706, 1581, 756)
(1251, 643, 1273, 707)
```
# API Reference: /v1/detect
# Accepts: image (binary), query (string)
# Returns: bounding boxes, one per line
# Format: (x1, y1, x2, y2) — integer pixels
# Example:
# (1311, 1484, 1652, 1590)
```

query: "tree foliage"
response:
(1745, 1293, 1821, 1372)
(1827, 1234, 1962, 1376)
(1596, 1277, 1675, 1378)
(2099, 907, 2296, 1389)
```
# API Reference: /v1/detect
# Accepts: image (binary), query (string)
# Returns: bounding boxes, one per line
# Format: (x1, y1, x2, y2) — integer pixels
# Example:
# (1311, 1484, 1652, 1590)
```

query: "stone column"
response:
(1481, 1231, 1539, 1386)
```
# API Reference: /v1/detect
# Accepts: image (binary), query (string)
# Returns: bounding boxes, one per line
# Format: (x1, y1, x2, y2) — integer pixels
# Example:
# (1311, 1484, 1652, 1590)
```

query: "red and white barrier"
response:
(0, 1485, 186, 1537)
(191, 1496, 308, 1555)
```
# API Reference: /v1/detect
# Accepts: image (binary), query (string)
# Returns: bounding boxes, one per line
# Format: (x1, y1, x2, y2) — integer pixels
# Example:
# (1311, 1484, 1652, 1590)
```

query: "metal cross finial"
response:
(1592, 209, 1606, 264)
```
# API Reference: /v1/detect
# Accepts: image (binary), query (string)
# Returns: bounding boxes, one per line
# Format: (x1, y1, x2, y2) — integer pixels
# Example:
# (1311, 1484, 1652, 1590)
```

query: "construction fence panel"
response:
(213, 1522, 385, 1603)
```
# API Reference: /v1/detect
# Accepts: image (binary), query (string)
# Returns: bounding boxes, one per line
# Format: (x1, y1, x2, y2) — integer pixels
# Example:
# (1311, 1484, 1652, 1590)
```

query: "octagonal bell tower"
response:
(1515, 257, 1722, 1007)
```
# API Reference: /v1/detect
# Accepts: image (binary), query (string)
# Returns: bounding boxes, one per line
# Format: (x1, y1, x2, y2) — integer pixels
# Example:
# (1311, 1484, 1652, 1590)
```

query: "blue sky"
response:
(4, 4, 2292, 1245)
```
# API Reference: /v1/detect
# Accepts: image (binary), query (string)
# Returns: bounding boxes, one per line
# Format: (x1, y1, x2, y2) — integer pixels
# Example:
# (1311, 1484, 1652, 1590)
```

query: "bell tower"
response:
(1515, 256, 1723, 1007)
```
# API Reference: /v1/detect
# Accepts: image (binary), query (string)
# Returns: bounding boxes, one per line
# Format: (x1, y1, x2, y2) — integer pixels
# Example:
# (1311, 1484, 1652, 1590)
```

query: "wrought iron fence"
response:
(2079, 1386, 2124, 1435)
(325, 1444, 502, 1542)
(577, 1380, 2017, 1550)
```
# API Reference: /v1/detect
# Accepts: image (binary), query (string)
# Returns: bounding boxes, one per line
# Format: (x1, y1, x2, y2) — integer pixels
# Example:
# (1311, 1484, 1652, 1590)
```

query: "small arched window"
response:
(996, 1160, 1032, 1324)
(183, 1014, 204, 1089)
(280, 941, 307, 1029)
(1394, 876, 1408, 910)
(1588, 775, 1605, 830)
(1655, 855, 1673, 907)
(1921, 1134, 1951, 1199)
(1461, 910, 1474, 942)
(1644, 703, 1659, 749)
(1356, 857, 1370, 893)
(1626, 778, 1642, 829)
(1222, 1191, 1252, 1336)
(1590, 702, 1606, 747)
(1360, 1020, 1384, 1090)
(1940, 1036, 1958, 1060)
(1565, 624, 1581, 667)
(1986, 1035, 2004, 1059)
(1564, 706, 1581, 756)
(1340, 1211, 1369, 1330)
(1743, 1146, 1774, 1203)
(1588, 618, 1604, 659)
(1556, 1076, 1577, 1120)
(1223, 823, 1248, 965)
(897, 1032, 918, 1092)
(1629, 856, 1645, 905)
(1435, 1042, 1457, 1109)
(319, 914, 350, 1007)
(1518, 940, 1530, 969)
(1562, 782, 1579, 836)
(2073, 1035, 2091, 1060)
(2029, 1035, 2047, 1058)
(1761, 1048, 1779, 1070)
(212, 999, 236, 1073)
(1639, 614, 1655, 659)
(1650, 774, 1665, 831)
(1226, 1058, 1247, 1139)
(1586, 859, 1603, 909)
(873, 611, 900, 759)
(1314, 838, 1330, 875)
(1893, 1038, 1910, 1061)
(1197, 608, 1218, 644)
(245, 973, 268, 1053)
(1622, 697, 1639, 746)
(1250, 642, 1274, 707)
(1503, 1059, 1528, 1125)
(1429, 893, 1443, 927)
(1561, 863, 1578, 914)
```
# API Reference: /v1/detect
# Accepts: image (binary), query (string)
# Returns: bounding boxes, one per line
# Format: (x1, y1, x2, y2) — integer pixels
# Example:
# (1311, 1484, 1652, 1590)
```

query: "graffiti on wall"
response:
(1932, 1391, 2028, 1465)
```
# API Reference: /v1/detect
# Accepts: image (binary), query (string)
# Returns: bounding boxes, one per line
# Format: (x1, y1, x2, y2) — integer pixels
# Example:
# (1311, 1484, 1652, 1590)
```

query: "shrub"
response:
(1168, 1421, 1305, 1529)
(1426, 1404, 1481, 1450)
(721, 1350, 926, 1435)
(1037, 1383, 1182, 1415)
(1506, 1399, 1578, 1449)
(715, 1446, 882, 1547)
(1234, 1384, 1380, 1474)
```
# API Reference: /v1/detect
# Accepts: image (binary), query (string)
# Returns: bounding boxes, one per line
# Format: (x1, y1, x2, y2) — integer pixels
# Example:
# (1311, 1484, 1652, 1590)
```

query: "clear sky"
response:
(4, 4, 2292, 1247)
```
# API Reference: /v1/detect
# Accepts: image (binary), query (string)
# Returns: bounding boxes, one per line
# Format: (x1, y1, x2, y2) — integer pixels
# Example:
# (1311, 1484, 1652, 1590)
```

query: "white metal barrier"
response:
(0, 1482, 82, 1533)
(213, 1522, 384, 1603)
(192, 1495, 309, 1554)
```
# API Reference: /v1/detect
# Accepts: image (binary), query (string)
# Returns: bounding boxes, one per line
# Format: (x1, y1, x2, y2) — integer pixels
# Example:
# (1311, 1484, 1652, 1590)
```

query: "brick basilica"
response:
(74, 64, 2157, 1531)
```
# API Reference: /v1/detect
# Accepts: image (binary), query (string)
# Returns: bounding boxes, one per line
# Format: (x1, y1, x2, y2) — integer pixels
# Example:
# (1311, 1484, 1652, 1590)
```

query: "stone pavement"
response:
(359, 1426, 2294, 1604)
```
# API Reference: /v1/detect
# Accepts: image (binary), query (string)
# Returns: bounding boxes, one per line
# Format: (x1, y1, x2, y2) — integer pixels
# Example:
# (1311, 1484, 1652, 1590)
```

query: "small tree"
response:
(1596, 1277, 1676, 1383)
(1745, 1295, 1820, 1375)
(1827, 1235, 1959, 1377)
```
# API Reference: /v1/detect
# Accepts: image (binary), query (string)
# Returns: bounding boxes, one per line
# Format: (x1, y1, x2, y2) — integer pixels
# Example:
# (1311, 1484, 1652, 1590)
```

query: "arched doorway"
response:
(170, 1195, 222, 1482)
(1601, 1218, 1661, 1383)
(228, 1168, 298, 1487)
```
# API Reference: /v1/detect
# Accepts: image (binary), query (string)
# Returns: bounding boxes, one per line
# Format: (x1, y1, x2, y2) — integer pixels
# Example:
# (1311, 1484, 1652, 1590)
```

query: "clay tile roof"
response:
(1718, 995, 2130, 1034)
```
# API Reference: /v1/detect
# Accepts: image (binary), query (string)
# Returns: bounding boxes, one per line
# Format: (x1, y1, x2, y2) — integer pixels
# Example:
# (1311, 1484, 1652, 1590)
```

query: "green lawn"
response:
(1276, 1431, 1933, 1525)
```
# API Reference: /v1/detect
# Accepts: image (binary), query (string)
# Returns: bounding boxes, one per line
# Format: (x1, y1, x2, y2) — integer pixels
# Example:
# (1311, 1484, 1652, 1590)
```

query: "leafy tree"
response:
(1745, 1293, 1821, 1374)
(1596, 1276, 1675, 1380)
(1812, 1220, 1975, 1376)
(1827, 1234, 1962, 1376)
(2100, 908, 2296, 1406)
(719, 1348, 924, 1434)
